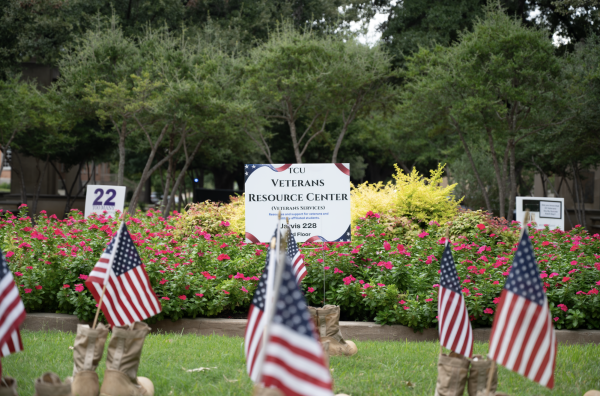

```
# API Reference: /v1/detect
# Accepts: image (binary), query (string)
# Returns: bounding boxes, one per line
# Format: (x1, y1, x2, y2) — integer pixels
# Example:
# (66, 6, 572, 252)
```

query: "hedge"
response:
(4, 206, 599, 331)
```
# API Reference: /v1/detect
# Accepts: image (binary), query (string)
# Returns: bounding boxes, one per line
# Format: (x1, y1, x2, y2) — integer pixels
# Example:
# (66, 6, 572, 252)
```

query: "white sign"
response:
(244, 164, 351, 243)
(540, 201, 562, 219)
(84, 185, 126, 218)
(516, 197, 564, 230)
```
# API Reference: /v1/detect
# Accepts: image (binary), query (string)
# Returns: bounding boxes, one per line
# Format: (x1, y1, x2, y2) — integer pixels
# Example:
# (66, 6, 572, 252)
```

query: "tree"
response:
(58, 16, 141, 188)
(379, 0, 600, 68)
(243, 26, 396, 164)
(0, 76, 50, 204)
(399, 5, 573, 220)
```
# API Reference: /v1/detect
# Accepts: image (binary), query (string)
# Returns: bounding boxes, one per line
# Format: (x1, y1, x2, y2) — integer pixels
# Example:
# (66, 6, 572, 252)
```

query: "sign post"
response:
(516, 197, 564, 230)
(244, 163, 351, 243)
(84, 185, 127, 218)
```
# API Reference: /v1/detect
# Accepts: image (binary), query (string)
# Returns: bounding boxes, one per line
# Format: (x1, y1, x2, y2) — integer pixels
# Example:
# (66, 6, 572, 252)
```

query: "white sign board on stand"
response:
(244, 163, 351, 243)
(84, 185, 127, 218)
(516, 196, 564, 230)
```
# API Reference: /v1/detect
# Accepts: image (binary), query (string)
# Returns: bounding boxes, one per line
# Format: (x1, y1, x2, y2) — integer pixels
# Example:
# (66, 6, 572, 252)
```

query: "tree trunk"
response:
(64, 162, 84, 216)
(288, 118, 302, 163)
(331, 95, 363, 163)
(128, 125, 177, 215)
(163, 139, 203, 216)
(456, 127, 492, 213)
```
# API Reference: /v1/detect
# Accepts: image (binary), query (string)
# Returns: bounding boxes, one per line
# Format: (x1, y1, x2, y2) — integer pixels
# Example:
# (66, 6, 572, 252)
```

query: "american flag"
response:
(86, 223, 161, 327)
(261, 254, 333, 395)
(245, 246, 273, 381)
(0, 250, 26, 376)
(286, 228, 306, 283)
(438, 243, 473, 358)
(488, 228, 556, 388)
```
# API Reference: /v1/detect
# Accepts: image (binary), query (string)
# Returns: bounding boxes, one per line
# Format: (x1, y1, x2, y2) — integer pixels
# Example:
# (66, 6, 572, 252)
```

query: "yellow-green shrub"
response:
(351, 163, 461, 227)
(175, 195, 245, 238)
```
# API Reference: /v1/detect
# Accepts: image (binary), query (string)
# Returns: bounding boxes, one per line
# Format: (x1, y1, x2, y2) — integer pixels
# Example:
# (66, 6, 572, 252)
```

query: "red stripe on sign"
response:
(305, 236, 324, 243)
(334, 163, 350, 175)
(275, 164, 293, 172)
(245, 232, 261, 244)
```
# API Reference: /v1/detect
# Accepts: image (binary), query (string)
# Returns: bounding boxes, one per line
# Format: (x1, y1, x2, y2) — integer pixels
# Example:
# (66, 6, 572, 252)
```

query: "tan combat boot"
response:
(71, 324, 109, 396)
(34, 372, 72, 396)
(0, 377, 18, 396)
(434, 352, 470, 396)
(309, 305, 357, 357)
(99, 322, 154, 396)
(252, 385, 284, 396)
(467, 355, 497, 396)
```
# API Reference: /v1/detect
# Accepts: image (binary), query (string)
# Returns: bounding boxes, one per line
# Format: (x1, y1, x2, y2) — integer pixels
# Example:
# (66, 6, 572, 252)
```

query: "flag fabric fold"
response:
(85, 222, 161, 327)
(438, 243, 473, 358)
(0, 249, 26, 376)
(488, 228, 556, 389)
(286, 228, 306, 283)
(261, 253, 333, 396)
(245, 246, 273, 381)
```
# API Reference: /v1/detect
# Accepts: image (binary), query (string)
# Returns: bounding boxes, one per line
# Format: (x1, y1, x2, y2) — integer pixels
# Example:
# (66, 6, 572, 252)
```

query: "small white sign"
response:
(84, 185, 126, 218)
(516, 197, 564, 230)
(244, 164, 351, 243)
(540, 201, 562, 219)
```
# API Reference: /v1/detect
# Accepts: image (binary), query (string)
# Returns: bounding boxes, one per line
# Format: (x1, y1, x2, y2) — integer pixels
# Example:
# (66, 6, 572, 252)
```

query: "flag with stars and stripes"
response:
(286, 228, 306, 283)
(260, 254, 333, 396)
(438, 243, 473, 358)
(0, 249, 26, 376)
(86, 223, 161, 327)
(245, 244, 274, 381)
(488, 228, 556, 388)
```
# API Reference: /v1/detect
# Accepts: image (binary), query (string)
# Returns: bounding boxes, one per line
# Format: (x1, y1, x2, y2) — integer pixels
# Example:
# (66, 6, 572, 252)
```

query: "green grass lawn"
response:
(3, 330, 599, 396)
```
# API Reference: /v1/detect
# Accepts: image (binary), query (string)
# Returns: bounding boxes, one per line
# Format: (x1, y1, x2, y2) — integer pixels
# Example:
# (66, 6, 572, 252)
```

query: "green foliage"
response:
(242, 24, 396, 163)
(351, 163, 461, 227)
(5, 205, 600, 333)
(397, 5, 572, 219)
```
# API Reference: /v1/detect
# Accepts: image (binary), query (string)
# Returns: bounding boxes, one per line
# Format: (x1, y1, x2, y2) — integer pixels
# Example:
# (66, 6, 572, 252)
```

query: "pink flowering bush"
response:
(302, 211, 600, 331)
(3, 207, 263, 323)
(4, 206, 600, 331)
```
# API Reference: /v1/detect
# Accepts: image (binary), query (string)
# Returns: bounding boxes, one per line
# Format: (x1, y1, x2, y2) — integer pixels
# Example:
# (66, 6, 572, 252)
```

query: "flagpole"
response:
(256, 217, 289, 384)
(91, 220, 125, 329)
(440, 228, 450, 357)
(485, 210, 530, 395)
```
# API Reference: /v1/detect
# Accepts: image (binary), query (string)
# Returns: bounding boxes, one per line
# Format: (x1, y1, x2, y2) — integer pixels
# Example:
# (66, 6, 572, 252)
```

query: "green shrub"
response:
(351, 164, 462, 228)
(4, 204, 599, 332)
